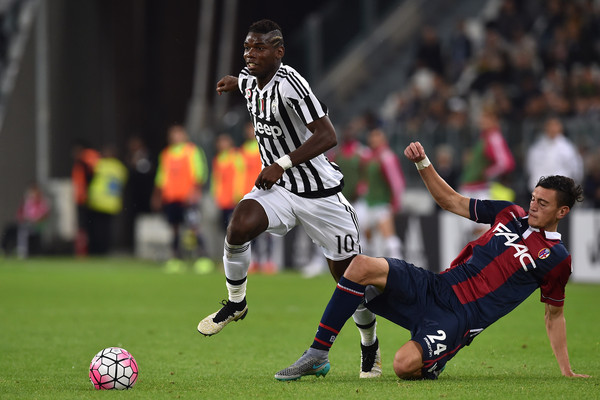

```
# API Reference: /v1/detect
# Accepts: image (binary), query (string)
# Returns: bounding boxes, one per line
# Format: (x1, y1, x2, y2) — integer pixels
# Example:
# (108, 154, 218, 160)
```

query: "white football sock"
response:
(223, 239, 251, 303)
(352, 302, 377, 346)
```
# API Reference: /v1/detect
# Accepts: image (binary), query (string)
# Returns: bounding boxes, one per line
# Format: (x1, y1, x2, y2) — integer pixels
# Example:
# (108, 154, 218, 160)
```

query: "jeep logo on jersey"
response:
(493, 222, 537, 271)
(252, 115, 284, 138)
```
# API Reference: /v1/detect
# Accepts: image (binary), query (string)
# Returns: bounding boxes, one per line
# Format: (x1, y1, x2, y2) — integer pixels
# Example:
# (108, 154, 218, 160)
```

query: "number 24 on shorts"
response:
(426, 330, 447, 356)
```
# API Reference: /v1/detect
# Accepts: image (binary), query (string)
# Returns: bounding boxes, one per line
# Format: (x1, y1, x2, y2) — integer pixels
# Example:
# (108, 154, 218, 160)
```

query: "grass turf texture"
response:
(0, 258, 597, 399)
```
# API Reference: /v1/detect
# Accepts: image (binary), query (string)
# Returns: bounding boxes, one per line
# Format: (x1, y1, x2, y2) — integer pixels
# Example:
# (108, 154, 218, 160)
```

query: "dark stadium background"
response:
(0, 0, 329, 253)
(49, 0, 323, 176)
(2, 0, 599, 265)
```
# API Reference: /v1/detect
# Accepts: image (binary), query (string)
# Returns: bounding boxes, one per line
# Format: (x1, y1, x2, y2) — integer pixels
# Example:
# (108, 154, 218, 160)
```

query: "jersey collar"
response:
(254, 64, 282, 94)
(523, 216, 562, 240)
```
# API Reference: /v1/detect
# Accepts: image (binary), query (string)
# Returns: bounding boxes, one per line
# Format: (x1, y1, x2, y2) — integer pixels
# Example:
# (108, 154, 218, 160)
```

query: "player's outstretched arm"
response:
(404, 141, 470, 219)
(216, 75, 239, 94)
(545, 304, 590, 378)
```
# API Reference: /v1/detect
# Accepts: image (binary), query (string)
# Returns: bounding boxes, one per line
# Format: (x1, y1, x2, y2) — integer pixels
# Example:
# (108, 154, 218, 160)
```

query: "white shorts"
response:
(353, 200, 392, 231)
(242, 185, 361, 261)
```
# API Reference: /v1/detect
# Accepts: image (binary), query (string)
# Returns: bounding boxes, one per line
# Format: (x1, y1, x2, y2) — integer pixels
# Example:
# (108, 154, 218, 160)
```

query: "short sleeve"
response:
(469, 199, 523, 224)
(279, 70, 327, 125)
(539, 257, 571, 307)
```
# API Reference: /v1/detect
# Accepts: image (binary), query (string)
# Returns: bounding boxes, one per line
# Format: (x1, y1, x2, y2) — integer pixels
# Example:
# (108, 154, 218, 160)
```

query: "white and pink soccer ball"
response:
(89, 347, 138, 390)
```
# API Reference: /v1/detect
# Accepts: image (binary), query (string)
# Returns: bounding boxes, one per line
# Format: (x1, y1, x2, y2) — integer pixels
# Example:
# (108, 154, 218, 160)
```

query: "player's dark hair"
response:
(248, 19, 284, 47)
(535, 175, 584, 209)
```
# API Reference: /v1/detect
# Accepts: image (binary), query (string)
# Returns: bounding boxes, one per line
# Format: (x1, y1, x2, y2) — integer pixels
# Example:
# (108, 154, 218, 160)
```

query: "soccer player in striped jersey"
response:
(275, 141, 589, 381)
(197, 19, 382, 378)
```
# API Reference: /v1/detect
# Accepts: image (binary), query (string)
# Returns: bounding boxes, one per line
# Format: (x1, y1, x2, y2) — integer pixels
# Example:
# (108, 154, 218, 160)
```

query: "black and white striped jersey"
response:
(238, 64, 344, 198)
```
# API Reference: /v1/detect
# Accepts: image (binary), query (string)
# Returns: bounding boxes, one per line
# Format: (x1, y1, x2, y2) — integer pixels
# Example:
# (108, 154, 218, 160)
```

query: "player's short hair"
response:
(535, 175, 584, 209)
(248, 19, 284, 48)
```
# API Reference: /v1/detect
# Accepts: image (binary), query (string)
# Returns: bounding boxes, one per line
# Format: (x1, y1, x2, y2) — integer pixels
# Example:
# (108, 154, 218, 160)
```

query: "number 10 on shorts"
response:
(336, 234, 356, 254)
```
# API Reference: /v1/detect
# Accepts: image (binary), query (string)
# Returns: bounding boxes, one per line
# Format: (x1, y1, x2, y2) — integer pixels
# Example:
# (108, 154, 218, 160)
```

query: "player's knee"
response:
(226, 203, 267, 244)
(393, 356, 422, 380)
(393, 346, 423, 380)
(226, 221, 251, 244)
(345, 254, 374, 284)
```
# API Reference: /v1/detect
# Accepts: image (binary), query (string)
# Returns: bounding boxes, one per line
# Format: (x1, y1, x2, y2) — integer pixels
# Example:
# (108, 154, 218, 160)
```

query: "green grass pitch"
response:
(0, 257, 598, 399)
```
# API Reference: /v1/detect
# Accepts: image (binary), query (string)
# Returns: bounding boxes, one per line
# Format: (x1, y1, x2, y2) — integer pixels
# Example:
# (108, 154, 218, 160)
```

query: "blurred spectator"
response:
(239, 122, 262, 197)
(239, 121, 277, 274)
(526, 117, 584, 192)
(370, 0, 600, 198)
(470, 25, 511, 94)
(152, 125, 209, 272)
(383, 0, 600, 131)
(490, 176, 516, 202)
(513, 70, 546, 119)
(1, 182, 50, 258)
(460, 108, 515, 200)
(434, 144, 460, 190)
(301, 117, 370, 278)
(360, 128, 405, 258)
(572, 65, 600, 117)
(71, 141, 99, 256)
(506, 23, 537, 67)
(124, 135, 154, 250)
(480, 83, 513, 119)
(447, 19, 473, 83)
(534, 0, 565, 54)
(540, 66, 571, 115)
(211, 133, 244, 233)
(328, 119, 368, 204)
(413, 24, 445, 77)
(583, 147, 600, 208)
(125, 136, 154, 215)
(444, 96, 470, 143)
(86, 145, 128, 255)
(492, 0, 531, 41)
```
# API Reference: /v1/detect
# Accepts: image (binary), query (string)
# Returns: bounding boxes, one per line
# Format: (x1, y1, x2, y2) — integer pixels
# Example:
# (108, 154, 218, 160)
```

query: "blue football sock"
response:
(311, 276, 366, 351)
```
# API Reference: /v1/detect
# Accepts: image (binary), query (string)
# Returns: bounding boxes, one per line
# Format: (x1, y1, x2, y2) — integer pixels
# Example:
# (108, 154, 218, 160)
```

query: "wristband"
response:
(275, 154, 293, 170)
(415, 156, 431, 171)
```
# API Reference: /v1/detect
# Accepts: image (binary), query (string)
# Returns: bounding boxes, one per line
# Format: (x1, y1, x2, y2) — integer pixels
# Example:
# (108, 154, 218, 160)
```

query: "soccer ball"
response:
(89, 347, 138, 390)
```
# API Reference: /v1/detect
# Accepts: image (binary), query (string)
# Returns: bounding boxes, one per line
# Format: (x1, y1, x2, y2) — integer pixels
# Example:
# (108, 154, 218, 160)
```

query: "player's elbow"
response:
(311, 120, 337, 149)
(545, 304, 564, 322)
(437, 192, 470, 218)
(321, 130, 337, 150)
(437, 196, 460, 215)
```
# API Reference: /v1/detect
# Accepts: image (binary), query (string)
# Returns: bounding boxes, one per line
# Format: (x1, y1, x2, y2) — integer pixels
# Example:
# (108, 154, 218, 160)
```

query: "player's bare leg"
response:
(393, 340, 425, 380)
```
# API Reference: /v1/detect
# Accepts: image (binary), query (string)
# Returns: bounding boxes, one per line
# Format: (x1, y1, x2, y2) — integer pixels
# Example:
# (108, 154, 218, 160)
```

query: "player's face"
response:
(528, 186, 568, 231)
(243, 32, 283, 83)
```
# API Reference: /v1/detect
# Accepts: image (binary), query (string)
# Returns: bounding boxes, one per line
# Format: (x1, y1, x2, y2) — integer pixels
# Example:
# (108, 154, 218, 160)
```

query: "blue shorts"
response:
(365, 258, 480, 379)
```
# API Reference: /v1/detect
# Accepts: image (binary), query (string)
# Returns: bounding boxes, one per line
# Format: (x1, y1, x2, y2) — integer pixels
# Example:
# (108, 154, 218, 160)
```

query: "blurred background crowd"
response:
(0, 0, 599, 274)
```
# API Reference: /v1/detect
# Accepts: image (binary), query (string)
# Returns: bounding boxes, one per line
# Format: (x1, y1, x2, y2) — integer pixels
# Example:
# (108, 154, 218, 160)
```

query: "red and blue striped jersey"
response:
(439, 199, 571, 328)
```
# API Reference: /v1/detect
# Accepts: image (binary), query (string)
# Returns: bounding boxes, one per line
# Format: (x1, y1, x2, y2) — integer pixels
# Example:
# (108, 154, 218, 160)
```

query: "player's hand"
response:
(255, 164, 284, 190)
(404, 141, 427, 163)
(216, 75, 238, 94)
(563, 370, 591, 378)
